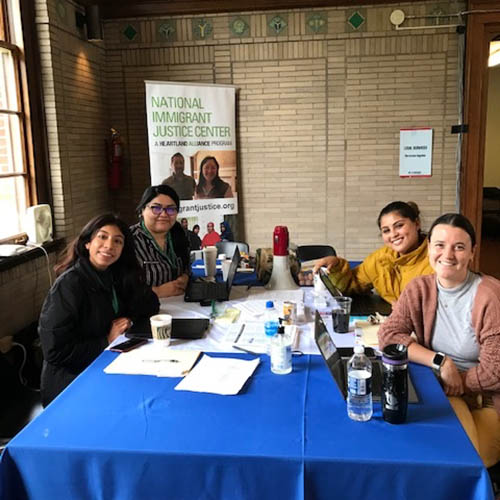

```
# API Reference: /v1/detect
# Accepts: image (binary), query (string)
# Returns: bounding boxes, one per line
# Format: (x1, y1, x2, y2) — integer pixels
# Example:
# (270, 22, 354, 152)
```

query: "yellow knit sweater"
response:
(325, 237, 434, 304)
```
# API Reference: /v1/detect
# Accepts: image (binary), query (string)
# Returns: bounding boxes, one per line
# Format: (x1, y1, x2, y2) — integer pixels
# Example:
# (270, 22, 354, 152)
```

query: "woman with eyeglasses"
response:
(378, 214, 500, 468)
(38, 214, 159, 406)
(131, 185, 190, 298)
(314, 201, 433, 304)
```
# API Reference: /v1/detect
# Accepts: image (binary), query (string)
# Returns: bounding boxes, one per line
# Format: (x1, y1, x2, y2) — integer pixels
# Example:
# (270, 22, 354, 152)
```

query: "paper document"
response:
(225, 321, 267, 349)
(354, 320, 380, 347)
(104, 343, 200, 377)
(248, 288, 304, 303)
(175, 354, 260, 395)
(234, 300, 267, 318)
(225, 322, 298, 353)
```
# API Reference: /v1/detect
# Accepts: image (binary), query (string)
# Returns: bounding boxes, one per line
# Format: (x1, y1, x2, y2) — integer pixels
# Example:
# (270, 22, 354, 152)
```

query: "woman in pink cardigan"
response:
(378, 213, 500, 468)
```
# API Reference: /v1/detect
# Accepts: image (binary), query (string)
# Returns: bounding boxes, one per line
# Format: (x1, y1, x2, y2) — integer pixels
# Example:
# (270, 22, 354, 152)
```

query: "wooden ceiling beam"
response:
(76, 0, 430, 20)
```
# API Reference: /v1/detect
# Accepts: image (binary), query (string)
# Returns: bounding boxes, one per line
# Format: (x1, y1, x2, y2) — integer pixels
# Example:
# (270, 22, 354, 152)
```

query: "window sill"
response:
(0, 239, 64, 272)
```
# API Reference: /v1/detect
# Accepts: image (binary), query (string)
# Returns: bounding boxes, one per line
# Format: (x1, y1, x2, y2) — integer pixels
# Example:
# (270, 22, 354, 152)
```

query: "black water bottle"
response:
(382, 344, 408, 424)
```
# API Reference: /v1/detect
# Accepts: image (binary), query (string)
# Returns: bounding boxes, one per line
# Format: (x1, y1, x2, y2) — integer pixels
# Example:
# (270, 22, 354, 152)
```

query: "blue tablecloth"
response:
(0, 352, 493, 500)
(192, 259, 259, 287)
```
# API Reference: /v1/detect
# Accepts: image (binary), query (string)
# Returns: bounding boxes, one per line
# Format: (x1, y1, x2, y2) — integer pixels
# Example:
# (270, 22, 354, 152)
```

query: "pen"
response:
(233, 345, 260, 356)
(234, 324, 245, 343)
(143, 359, 180, 363)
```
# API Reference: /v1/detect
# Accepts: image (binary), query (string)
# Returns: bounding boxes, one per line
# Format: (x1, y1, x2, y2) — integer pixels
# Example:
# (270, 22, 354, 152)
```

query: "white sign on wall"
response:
(399, 128, 433, 177)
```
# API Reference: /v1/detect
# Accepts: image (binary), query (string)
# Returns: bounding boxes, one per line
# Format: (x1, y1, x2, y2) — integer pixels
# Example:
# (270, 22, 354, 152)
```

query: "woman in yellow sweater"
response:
(314, 201, 434, 304)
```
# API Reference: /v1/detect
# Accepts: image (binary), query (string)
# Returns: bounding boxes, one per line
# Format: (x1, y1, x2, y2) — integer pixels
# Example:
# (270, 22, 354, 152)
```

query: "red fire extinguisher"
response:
(108, 128, 122, 190)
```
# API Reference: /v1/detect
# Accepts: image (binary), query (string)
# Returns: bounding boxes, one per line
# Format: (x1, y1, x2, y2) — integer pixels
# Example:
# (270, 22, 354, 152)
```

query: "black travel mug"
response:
(382, 344, 408, 424)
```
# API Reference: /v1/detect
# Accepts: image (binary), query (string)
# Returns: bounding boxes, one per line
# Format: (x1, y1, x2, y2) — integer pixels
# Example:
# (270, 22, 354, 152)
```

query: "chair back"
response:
(296, 245, 336, 262)
(216, 241, 249, 257)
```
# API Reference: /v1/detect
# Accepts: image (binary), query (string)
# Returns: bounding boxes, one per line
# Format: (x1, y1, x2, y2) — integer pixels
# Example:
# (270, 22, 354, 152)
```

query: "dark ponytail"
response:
(377, 201, 420, 229)
(428, 213, 476, 247)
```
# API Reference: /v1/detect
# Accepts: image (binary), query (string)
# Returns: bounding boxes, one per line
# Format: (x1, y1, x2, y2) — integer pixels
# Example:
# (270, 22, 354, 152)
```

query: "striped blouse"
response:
(130, 222, 188, 287)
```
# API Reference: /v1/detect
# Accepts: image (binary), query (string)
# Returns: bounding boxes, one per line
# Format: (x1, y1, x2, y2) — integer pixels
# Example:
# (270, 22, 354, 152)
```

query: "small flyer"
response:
(399, 128, 433, 177)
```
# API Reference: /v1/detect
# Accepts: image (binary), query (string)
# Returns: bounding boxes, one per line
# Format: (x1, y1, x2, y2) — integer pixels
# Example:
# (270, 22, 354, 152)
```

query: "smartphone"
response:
(110, 337, 147, 353)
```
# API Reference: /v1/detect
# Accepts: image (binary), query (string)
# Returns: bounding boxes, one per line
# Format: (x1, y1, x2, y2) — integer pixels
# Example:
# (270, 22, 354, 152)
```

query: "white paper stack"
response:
(175, 354, 260, 395)
(104, 343, 200, 378)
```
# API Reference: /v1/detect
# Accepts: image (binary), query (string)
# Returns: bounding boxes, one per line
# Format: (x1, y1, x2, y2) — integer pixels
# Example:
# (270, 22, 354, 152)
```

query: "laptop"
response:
(184, 247, 240, 303)
(314, 311, 418, 403)
(318, 268, 392, 316)
(126, 317, 210, 340)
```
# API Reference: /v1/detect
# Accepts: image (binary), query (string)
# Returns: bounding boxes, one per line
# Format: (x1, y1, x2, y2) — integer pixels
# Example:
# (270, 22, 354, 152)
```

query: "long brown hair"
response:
(54, 214, 140, 279)
(195, 156, 226, 195)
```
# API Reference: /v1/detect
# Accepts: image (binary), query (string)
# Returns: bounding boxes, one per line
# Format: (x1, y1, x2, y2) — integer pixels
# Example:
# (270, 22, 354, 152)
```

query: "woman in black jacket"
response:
(38, 214, 159, 406)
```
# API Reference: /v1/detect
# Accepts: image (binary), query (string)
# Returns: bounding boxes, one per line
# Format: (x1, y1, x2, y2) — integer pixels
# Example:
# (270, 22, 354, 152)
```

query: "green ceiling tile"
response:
(267, 14, 288, 36)
(230, 16, 250, 37)
(306, 12, 327, 34)
(157, 20, 176, 42)
(123, 24, 138, 41)
(192, 18, 213, 40)
(348, 11, 365, 29)
(346, 9, 366, 32)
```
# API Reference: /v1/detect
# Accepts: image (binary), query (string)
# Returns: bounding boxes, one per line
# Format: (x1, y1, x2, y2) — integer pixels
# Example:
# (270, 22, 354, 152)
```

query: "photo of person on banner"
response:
(194, 156, 233, 199)
(161, 152, 196, 200)
(188, 224, 202, 251)
(201, 222, 221, 248)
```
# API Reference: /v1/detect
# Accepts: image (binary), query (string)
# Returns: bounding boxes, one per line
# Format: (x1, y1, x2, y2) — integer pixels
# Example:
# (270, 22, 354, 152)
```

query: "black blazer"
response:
(38, 258, 159, 406)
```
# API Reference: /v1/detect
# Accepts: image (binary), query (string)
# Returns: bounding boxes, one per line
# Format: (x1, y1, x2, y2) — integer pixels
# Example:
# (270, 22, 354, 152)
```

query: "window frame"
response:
(0, 0, 51, 244)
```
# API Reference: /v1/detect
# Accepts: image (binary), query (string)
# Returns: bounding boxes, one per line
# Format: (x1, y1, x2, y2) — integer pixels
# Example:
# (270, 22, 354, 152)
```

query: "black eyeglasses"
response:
(148, 204, 178, 216)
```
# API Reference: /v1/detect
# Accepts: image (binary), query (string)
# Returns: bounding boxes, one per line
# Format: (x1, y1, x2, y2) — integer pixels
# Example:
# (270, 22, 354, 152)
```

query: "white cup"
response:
(221, 259, 232, 281)
(203, 246, 217, 278)
(150, 314, 172, 346)
(218, 253, 226, 262)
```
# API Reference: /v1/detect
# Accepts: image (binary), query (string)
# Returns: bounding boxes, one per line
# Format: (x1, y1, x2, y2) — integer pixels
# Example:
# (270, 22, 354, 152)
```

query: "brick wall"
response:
(104, 1, 464, 256)
(35, 0, 110, 237)
(0, 0, 110, 338)
(0, 252, 57, 337)
(0, 0, 465, 338)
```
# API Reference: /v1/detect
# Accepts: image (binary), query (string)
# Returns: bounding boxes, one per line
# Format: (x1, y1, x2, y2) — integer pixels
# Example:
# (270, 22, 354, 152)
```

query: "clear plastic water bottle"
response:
(264, 300, 279, 355)
(347, 345, 373, 422)
(271, 324, 292, 375)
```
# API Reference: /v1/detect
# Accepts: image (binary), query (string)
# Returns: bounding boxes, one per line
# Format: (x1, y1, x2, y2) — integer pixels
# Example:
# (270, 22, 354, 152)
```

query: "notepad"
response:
(175, 354, 260, 395)
(104, 344, 201, 378)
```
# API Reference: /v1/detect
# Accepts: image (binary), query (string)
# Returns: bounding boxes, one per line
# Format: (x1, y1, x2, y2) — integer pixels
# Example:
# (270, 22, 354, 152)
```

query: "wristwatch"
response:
(432, 352, 446, 376)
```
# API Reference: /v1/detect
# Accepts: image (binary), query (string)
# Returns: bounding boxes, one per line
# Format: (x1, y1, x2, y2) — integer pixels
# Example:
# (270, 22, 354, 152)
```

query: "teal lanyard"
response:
(141, 220, 178, 270)
(111, 285, 119, 315)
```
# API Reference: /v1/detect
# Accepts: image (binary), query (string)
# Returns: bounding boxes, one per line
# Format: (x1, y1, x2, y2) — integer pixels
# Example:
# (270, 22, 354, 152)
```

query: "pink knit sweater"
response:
(378, 273, 500, 414)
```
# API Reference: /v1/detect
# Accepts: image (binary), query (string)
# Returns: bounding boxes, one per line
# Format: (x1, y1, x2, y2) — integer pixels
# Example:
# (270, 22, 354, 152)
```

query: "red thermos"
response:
(273, 226, 289, 256)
